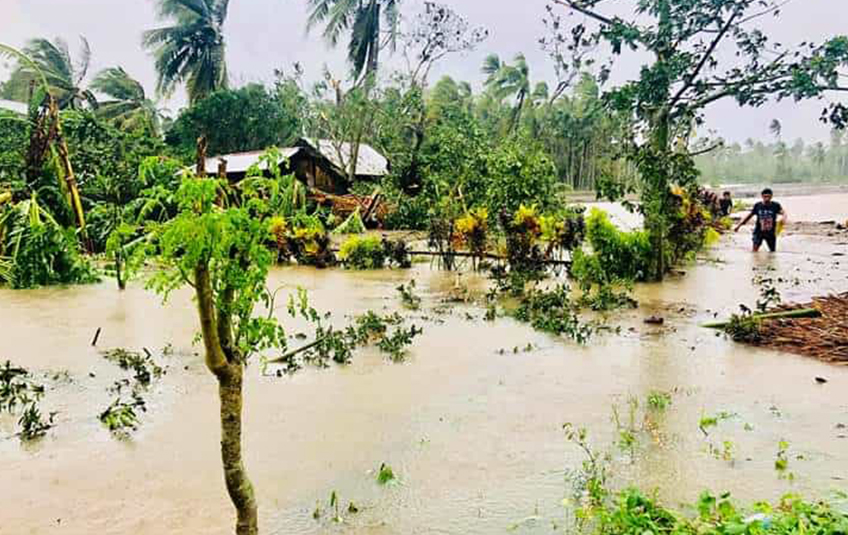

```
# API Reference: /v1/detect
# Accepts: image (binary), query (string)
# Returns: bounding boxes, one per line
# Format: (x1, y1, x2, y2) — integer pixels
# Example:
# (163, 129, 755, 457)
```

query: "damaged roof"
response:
(205, 147, 301, 174)
(298, 138, 389, 177)
(207, 139, 389, 177)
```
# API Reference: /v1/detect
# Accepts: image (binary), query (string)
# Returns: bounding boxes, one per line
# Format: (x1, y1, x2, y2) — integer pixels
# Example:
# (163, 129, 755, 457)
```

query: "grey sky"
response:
(1, 0, 845, 143)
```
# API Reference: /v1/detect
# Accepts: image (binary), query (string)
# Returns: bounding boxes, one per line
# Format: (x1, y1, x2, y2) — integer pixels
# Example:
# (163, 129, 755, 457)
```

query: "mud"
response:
(0, 195, 846, 535)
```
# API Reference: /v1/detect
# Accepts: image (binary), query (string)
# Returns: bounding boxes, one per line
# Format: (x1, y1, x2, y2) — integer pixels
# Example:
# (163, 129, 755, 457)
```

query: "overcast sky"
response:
(2, 0, 846, 143)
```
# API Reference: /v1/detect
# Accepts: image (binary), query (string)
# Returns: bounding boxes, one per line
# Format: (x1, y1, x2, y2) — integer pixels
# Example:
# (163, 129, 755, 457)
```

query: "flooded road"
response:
(1, 198, 847, 534)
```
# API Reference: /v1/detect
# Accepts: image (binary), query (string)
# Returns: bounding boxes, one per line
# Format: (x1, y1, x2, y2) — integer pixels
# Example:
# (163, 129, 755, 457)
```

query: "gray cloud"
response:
(1, 0, 845, 142)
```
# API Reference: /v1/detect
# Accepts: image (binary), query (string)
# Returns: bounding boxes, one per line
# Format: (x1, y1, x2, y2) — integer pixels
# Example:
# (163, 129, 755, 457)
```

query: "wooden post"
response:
(196, 135, 208, 178)
(217, 158, 228, 180)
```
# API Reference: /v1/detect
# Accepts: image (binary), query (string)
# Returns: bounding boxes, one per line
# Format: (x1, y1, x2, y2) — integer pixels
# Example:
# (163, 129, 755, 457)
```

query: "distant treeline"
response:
(695, 133, 848, 185)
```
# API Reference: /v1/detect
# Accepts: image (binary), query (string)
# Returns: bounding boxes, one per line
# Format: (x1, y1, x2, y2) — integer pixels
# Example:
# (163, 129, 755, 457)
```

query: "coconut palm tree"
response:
(143, 0, 230, 104)
(307, 0, 401, 82)
(1, 37, 96, 110)
(482, 53, 531, 132)
(91, 67, 164, 134)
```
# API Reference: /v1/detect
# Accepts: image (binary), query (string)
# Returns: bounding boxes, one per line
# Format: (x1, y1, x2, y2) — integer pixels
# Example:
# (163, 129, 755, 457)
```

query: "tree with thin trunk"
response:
(91, 67, 165, 135)
(547, 0, 848, 280)
(143, 0, 230, 104)
(482, 53, 532, 133)
(146, 169, 290, 535)
(1, 37, 97, 110)
(307, 0, 401, 82)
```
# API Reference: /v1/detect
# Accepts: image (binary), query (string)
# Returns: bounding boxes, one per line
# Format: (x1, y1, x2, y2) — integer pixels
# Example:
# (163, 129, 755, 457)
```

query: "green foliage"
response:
(724, 313, 763, 343)
(102, 348, 164, 386)
(647, 391, 672, 411)
(571, 209, 651, 285)
(0, 195, 98, 288)
(1, 361, 54, 440)
(143, 0, 230, 103)
(512, 284, 594, 344)
(99, 394, 145, 434)
(339, 235, 386, 269)
(377, 324, 424, 362)
(147, 174, 287, 361)
(376, 463, 397, 485)
(1, 37, 96, 110)
(165, 83, 304, 157)
(331, 207, 367, 235)
(484, 135, 559, 217)
(397, 280, 422, 310)
(696, 137, 848, 184)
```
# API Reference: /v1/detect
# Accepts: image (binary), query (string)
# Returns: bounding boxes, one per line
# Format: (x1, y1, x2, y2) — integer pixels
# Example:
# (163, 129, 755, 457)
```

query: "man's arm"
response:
(734, 210, 755, 232)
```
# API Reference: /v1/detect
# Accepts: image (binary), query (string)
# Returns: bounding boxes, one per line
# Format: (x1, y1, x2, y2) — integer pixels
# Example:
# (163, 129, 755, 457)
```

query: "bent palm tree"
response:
(0, 43, 88, 242)
(91, 67, 163, 134)
(482, 53, 531, 132)
(307, 0, 400, 81)
(143, 0, 230, 104)
(1, 37, 96, 110)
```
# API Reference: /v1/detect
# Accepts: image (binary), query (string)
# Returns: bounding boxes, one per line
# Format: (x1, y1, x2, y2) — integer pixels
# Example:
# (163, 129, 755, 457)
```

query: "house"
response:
(205, 138, 389, 194)
(0, 99, 28, 116)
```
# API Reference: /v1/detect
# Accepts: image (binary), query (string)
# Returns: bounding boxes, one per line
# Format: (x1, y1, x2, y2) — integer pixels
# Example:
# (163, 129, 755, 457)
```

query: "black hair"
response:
(761, 188, 773, 196)
(723, 191, 731, 196)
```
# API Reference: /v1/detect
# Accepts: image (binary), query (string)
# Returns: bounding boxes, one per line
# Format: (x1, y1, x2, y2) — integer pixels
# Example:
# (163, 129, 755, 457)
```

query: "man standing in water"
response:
(734, 188, 787, 252)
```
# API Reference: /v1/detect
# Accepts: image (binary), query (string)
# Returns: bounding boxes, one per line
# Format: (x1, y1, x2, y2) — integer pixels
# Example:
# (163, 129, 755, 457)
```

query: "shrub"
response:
(0, 196, 98, 289)
(571, 209, 652, 286)
(339, 236, 386, 269)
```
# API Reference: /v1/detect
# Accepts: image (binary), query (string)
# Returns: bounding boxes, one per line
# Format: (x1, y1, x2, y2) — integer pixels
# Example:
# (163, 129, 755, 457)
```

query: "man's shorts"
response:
(753, 230, 777, 251)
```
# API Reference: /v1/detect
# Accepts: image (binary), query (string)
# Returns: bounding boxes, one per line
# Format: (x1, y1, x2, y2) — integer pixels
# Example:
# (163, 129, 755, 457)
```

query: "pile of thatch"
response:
(757, 293, 848, 364)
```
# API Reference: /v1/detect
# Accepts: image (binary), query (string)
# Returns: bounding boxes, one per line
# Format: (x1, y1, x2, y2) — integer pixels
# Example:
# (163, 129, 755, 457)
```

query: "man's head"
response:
(761, 188, 773, 204)
(723, 191, 732, 199)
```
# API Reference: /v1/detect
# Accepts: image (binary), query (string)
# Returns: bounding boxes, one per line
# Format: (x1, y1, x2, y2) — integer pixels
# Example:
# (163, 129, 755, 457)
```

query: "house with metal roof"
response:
(205, 138, 389, 194)
(0, 99, 28, 116)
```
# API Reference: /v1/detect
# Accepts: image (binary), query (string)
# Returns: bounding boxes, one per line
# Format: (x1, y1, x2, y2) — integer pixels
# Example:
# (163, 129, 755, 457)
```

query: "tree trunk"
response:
(194, 262, 258, 535)
(217, 364, 259, 535)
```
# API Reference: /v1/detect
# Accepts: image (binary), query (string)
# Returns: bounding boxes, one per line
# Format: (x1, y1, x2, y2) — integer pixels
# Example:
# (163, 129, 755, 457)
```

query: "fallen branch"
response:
(265, 336, 330, 364)
(701, 308, 821, 329)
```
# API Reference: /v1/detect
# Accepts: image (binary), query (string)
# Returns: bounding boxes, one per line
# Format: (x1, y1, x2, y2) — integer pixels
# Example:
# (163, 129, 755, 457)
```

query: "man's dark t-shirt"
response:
(752, 201, 782, 235)
(720, 198, 732, 216)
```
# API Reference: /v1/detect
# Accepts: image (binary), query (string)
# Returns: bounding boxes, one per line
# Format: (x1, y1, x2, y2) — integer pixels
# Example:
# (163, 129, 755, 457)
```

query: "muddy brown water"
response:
(1, 197, 847, 534)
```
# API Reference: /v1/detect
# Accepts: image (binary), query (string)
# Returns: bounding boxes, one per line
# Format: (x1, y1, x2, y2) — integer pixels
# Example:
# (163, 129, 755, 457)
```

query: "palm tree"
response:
(91, 67, 164, 134)
(307, 0, 400, 82)
(143, 0, 230, 104)
(1, 37, 96, 110)
(482, 53, 531, 132)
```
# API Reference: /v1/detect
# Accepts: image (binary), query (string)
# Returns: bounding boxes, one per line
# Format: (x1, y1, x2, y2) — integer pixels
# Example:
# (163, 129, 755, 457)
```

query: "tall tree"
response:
(307, 0, 401, 82)
(1, 37, 96, 110)
(143, 0, 230, 104)
(548, 0, 848, 280)
(482, 53, 532, 132)
(91, 67, 163, 134)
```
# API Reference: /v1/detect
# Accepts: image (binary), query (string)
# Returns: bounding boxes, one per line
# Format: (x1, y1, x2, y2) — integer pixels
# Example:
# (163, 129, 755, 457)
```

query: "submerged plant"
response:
(512, 284, 594, 343)
(376, 463, 396, 485)
(397, 280, 422, 310)
(377, 324, 424, 362)
(99, 393, 145, 435)
(0, 360, 55, 440)
(647, 391, 672, 411)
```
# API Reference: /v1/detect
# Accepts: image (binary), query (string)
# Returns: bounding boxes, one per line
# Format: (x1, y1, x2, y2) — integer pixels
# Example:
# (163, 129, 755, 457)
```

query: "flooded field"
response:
(1, 197, 847, 535)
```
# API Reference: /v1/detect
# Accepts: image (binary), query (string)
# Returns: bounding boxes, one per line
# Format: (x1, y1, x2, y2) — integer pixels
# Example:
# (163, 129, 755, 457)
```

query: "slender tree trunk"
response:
(217, 364, 258, 535)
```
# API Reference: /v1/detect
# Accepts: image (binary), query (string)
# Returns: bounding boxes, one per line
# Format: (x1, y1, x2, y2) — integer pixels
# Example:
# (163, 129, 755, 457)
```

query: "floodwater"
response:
(1, 197, 847, 535)
(592, 192, 848, 230)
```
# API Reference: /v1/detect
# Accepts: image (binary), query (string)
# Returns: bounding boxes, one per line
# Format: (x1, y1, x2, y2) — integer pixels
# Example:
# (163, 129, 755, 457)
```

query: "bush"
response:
(0, 196, 98, 289)
(485, 135, 559, 217)
(339, 236, 386, 269)
(571, 209, 652, 285)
